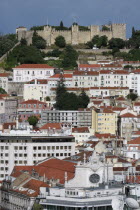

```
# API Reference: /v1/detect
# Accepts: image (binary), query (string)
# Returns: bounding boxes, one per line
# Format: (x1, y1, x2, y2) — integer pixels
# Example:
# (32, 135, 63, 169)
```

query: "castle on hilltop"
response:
(16, 23, 126, 46)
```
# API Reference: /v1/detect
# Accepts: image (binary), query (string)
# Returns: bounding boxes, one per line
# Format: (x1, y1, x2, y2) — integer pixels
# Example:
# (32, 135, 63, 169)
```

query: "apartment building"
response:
(120, 112, 138, 141)
(13, 64, 54, 82)
(18, 99, 49, 121)
(124, 137, 140, 160)
(0, 131, 75, 180)
(0, 95, 17, 123)
(78, 64, 101, 71)
(129, 70, 140, 95)
(92, 108, 117, 134)
(72, 71, 99, 88)
(89, 87, 129, 98)
(41, 108, 92, 127)
(99, 70, 128, 87)
(23, 79, 48, 101)
(0, 73, 10, 92)
(133, 102, 140, 114)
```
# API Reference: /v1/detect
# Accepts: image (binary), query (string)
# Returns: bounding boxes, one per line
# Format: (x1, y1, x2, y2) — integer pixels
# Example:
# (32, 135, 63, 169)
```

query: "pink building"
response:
(18, 99, 49, 121)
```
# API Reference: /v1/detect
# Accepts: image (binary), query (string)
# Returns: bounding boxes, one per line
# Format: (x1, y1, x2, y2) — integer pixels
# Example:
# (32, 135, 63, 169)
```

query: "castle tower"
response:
(90, 25, 100, 39)
(71, 24, 79, 45)
(111, 23, 126, 40)
(43, 25, 52, 46)
(16, 27, 27, 41)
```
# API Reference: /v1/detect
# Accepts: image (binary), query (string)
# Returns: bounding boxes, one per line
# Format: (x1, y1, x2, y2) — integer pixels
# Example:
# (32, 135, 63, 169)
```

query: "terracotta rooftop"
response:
(116, 96, 126, 101)
(3, 122, 16, 130)
(134, 102, 140, 106)
(49, 74, 73, 79)
(26, 79, 48, 84)
(72, 127, 89, 133)
(19, 99, 47, 105)
(95, 133, 116, 139)
(11, 158, 77, 184)
(73, 71, 99, 76)
(14, 64, 54, 69)
(120, 113, 137, 118)
(0, 73, 10, 77)
(90, 87, 129, 90)
(79, 64, 101, 68)
(128, 137, 140, 145)
(40, 123, 62, 130)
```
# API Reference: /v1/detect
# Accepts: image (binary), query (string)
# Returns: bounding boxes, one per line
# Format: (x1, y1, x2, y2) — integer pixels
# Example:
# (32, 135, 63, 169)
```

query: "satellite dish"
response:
(112, 196, 124, 210)
(126, 198, 139, 209)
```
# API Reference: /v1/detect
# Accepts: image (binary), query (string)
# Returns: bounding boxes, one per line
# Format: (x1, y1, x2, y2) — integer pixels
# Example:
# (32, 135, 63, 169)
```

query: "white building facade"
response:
(13, 64, 54, 83)
(0, 131, 75, 180)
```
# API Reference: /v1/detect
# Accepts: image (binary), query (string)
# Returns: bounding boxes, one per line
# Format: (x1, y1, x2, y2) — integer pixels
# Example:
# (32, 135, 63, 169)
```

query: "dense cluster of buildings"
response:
(1, 61, 140, 209)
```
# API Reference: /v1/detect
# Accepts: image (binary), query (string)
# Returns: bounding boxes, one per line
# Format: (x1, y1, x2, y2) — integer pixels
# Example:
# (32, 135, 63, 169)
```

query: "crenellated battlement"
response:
(16, 23, 126, 46)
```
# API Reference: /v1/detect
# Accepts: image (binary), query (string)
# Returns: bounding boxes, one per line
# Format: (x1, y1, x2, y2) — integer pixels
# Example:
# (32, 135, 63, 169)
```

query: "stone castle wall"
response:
(16, 23, 126, 46)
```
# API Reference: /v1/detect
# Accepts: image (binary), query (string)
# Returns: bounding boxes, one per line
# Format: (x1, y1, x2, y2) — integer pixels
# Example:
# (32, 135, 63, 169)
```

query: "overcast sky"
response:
(0, 0, 140, 37)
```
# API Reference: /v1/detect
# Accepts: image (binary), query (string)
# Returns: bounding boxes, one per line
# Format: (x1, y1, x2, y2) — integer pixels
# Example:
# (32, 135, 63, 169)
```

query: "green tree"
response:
(0, 87, 7, 94)
(127, 93, 138, 101)
(132, 27, 135, 39)
(46, 96, 50, 101)
(5, 44, 44, 70)
(27, 116, 39, 127)
(78, 90, 90, 108)
(55, 77, 89, 110)
(20, 38, 27, 46)
(87, 35, 108, 49)
(62, 45, 78, 69)
(102, 25, 110, 31)
(108, 38, 125, 49)
(54, 74, 67, 110)
(55, 36, 66, 48)
(60, 21, 64, 30)
(33, 203, 43, 210)
(32, 31, 46, 49)
(46, 49, 62, 57)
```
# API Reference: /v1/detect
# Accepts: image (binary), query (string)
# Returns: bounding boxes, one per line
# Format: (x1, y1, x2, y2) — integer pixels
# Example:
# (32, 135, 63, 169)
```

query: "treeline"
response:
(4, 32, 78, 70)
(0, 34, 17, 57)
(55, 75, 89, 110)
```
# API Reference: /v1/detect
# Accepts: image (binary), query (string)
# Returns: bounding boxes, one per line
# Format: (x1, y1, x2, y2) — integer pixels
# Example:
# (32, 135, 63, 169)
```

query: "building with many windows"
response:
(41, 109, 92, 127)
(13, 64, 54, 82)
(0, 131, 75, 180)
(92, 108, 117, 135)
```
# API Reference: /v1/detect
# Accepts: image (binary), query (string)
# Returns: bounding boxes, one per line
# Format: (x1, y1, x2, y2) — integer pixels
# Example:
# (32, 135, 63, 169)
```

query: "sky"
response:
(0, 0, 140, 37)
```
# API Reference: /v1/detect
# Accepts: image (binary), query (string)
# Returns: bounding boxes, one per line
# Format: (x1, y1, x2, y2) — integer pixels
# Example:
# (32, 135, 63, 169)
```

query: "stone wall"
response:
(16, 23, 126, 46)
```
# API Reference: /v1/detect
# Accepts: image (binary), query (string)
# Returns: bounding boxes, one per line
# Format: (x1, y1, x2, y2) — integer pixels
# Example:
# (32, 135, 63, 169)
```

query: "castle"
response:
(16, 23, 126, 46)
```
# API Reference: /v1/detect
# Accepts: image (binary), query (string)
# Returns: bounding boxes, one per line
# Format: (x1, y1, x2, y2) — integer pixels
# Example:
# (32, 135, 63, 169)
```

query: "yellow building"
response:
(92, 108, 117, 135)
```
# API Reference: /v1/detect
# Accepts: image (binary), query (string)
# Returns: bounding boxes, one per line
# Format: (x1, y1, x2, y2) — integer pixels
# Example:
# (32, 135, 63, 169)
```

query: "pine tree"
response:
(132, 27, 135, 39)
(60, 21, 64, 30)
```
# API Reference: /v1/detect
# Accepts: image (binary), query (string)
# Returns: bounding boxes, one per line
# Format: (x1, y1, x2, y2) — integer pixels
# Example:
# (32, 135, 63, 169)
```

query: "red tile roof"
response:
(95, 133, 116, 139)
(11, 158, 77, 184)
(73, 71, 99, 76)
(128, 137, 140, 145)
(26, 79, 48, 84)
(0, 73, 10, 77)
(72, 127, 89, 133)
(90, 87, 129, 90)
(40, 123, 62, 130)
(49, 74, 73, 78)
(14, 64, 54, 69)
(116, 96, 126, 101)
(20, 99, 47, 105)
(3, 122, 16, 129)
(79, 64, 101, 68)
(134, 102, 140, 106)
(120, 113, 137, 118)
